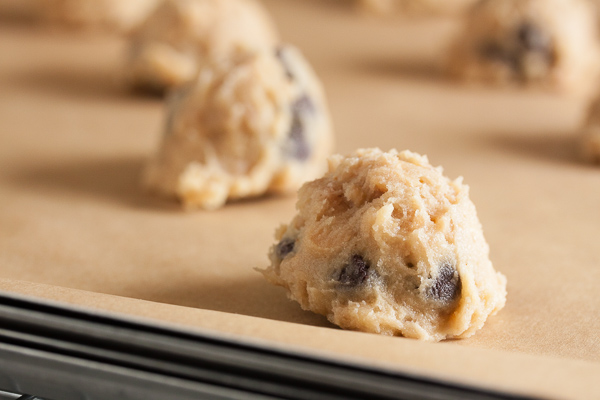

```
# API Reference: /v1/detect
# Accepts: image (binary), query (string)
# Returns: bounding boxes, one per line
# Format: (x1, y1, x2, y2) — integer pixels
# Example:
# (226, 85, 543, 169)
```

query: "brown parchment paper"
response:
(1, 0, 600, 398)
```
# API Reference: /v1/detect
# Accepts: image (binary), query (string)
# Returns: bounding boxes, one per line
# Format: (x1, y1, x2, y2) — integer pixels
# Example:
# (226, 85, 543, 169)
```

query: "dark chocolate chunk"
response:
(517, 22, 551, 53)
(515, 22, 556, 70)
(292, 94, 315, 115)
(288, 114, 310, 160)
(338, 255, 370, 286)
(478, 22, 555, 78)
(276, 238, 295, 259)
(285, 95, 314, 161)
(429, 263, 460, 303)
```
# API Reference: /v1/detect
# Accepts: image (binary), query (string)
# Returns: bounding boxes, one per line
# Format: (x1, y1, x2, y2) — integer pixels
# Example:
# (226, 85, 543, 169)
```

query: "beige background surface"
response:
(1, 0, 600, 398)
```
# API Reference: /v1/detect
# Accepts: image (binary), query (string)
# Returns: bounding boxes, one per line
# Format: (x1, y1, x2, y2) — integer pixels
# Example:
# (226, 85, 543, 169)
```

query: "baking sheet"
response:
(1, 0, 600, 398)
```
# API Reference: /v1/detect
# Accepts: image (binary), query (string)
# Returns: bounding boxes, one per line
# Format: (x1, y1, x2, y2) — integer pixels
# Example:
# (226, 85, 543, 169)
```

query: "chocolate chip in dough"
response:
(276, 238, 295, 259)
(517, 22, 552, 54)
(286, 96, 313, 161)
(479, 22, 555, 76)
(338, 255, 370, 286)
(429, 263, 460, 303)
(292, 94, 315, 115)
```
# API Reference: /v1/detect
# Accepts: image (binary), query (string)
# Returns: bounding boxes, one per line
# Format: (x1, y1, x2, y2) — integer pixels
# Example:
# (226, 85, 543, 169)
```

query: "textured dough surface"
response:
(262, 148, 507, 341)
(447, 0, 600, 93)
(127, 0, 278, 92)
(143, 46, 333, 210)
(357, 0, 477, 16)
(39, 0, 160, 33)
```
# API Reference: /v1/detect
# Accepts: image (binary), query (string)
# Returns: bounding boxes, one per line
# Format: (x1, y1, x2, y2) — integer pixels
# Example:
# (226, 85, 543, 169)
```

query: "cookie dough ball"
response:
(39, 0, 160, 33)
(581, 97, 600, 163)
(357, 0, 478, 16)
(143, 45, 333, 210)
(127, 0, 278, 93)
(262, 148, 507, 341)
(447, 0, 600, 92)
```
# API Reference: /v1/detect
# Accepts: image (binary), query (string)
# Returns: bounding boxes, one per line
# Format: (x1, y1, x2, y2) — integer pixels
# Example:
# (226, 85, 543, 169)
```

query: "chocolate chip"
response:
(478, 22, 555, 78)
(276, 238, 295, 259)
(292, 94, 315, 115)
(285, 95, 314, 161)
(274, 48, 316, 161)
(514, 23, 555, 78)
(288, 115, 310, 160)
(338, 255, 370, 286)
(517, 22, 551, 53)
(429, 263, 460, 303)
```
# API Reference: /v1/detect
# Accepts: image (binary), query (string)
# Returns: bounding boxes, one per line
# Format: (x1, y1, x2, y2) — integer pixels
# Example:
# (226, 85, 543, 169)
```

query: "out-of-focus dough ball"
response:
(447, 0, 600, 93)
(143, 45, 334, 210)
(127, 0, 278, 93)
(39, 0, 161, 33)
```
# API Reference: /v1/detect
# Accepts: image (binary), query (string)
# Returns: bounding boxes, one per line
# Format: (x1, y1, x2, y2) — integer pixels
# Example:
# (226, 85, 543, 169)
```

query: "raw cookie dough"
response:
(127, 0, 278, 93)
(357, 0, 478, 16)
(580, 97, 600, 163)
(447, 0, 600, 93)
(39, 0, 161, 33)
(143, 45, 333, 210)
(262, 148, 507, 341)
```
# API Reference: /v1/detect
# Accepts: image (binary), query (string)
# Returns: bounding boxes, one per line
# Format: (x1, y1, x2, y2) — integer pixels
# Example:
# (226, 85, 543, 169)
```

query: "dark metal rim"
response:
(0, 290, 541, 400)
